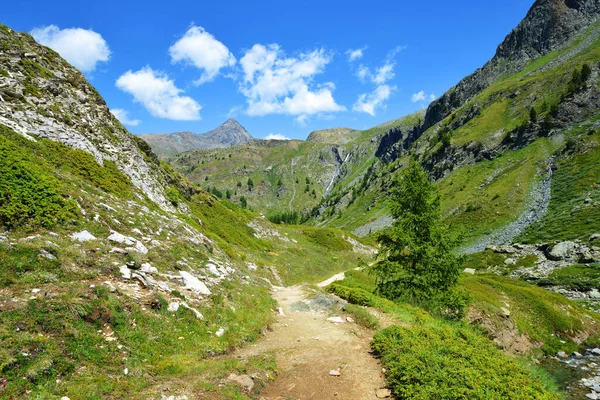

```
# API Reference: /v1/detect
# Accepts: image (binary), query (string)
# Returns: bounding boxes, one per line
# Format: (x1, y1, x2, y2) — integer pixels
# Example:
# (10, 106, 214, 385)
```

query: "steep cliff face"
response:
(423, 0, 600, 130)
(0, 25, 176, 211)
(140, 118, 253, 158)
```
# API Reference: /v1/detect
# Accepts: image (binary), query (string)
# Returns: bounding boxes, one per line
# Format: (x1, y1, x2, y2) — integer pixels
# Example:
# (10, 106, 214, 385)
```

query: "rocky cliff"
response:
(0, 25, 178, 212)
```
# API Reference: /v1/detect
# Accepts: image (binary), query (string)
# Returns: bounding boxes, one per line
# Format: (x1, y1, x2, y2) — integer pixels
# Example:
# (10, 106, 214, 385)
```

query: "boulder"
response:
(547, 241, 577, 261)
(38, 249, 56, 260)
(179, 271, 211, 295)
(227, 374, 254, 392)
(71, 230, 97, 242)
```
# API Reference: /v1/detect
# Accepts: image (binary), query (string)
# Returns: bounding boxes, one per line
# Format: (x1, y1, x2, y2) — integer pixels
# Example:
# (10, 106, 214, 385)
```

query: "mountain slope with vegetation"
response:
(0, 24, 373, 399)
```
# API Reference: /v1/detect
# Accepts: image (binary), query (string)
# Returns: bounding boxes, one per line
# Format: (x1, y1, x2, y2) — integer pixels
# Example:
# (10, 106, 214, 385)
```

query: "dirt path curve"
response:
(236, 281, 387, 400)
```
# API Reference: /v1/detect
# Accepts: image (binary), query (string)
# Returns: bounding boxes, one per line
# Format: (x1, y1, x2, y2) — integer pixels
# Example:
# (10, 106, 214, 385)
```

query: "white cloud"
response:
(352, 52, 398, 116)
(239, 44, 346, 123)
(411, 90, 436, 103)
(346, 46, 367, 62)
(373, 62, 395, 85)
(30, 25, 110, 72)
(357, 65, 370, 82)
(169, 25, 236, 85)
(111, 108, 141, 126)
(265, 133, 291, 140)
(353, 84, 395, 116)
(116, 66, 202, 121)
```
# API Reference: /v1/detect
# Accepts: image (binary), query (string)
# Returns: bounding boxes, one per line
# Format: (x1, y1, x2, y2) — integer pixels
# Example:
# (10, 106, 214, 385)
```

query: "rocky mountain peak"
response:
(139, 118, 253, 157)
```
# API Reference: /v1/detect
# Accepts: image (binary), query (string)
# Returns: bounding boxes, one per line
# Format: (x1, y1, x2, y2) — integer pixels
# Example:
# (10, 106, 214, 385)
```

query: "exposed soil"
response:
(236, 283, 389, 400)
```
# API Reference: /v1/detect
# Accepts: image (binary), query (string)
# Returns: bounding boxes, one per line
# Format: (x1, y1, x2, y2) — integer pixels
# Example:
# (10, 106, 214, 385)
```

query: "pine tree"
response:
(371, 159, 468, 318)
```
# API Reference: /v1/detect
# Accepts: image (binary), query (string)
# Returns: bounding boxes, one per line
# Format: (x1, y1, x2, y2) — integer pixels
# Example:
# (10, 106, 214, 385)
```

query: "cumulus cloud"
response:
(169, 25, 236, 85)
(239, 44, 346, 123)
(30, 25, 110, 72)
(353, 59, 397, 116)
(116, 67, 202, 121)
(265, 133, 291, 140)
(411, 90, 436, 103)
(346, 46, 367, 62)
(110, 109, 141, 127)
(353, 84, 395, 116)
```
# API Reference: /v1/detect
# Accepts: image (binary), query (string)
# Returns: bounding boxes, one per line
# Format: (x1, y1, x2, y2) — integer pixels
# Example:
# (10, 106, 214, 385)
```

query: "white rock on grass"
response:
(71, 230, 96, 242)
(119, 265, 132, 280)
(140, 263, 157, 274)
(179, 271, 211, 295)
(215, 327, 225, 337)
(168, 302, 180, 312)
(463, 268, 476, 274)
(180, 302, 204, 320)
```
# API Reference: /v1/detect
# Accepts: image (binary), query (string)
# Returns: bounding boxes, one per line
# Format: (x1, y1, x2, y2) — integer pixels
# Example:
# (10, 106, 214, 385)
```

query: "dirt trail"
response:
(237, 283, 387, 400)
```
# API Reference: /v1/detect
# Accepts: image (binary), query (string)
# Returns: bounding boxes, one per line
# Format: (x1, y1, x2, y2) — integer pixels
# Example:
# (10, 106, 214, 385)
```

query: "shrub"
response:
(372, 324, 557, 399)
(343, 304, 379, 329)
(0, 126, 79, 229)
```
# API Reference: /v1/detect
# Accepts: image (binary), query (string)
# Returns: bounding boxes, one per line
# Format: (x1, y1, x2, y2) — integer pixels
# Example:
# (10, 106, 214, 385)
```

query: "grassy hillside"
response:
(314, 25, 600, 244)
(0, 123, 373, 399)
(169, 112, 424, 218)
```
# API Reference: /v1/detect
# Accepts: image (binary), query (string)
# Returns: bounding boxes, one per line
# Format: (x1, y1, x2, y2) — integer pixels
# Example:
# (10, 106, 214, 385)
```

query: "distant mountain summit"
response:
(139, 119, 253, 158)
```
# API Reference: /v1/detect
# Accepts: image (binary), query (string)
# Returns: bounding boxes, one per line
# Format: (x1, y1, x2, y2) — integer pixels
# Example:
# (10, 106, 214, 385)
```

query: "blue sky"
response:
(2, 0, 533, 139)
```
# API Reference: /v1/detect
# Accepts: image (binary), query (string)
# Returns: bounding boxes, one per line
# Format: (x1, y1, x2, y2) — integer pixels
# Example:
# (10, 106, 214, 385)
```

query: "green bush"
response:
(327, 283, 375, 306)
(0, 126, 79, 229)
(372, 324, 557, 399)
(343, 304, 379, 329)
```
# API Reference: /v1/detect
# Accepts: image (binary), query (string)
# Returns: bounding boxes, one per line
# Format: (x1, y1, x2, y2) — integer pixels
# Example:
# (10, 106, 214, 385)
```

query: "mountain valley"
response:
(1, 0, 600, 399)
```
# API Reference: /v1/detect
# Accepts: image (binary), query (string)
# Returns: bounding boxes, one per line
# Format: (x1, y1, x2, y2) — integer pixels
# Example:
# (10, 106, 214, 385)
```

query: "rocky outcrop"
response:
(139, 118, 253, 158)
(423, 0, 600, 131)
(0, 25, 176, 212)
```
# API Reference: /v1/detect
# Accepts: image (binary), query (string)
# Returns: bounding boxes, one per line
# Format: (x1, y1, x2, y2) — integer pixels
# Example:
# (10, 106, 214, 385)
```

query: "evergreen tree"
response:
(529, 107, 537, 124)
(371, 159, 468, 319)
(247, 177, 254, 190)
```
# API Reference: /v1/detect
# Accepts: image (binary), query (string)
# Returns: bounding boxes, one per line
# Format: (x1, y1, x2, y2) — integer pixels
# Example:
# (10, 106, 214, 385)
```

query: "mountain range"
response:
(139, 118, 253, 158)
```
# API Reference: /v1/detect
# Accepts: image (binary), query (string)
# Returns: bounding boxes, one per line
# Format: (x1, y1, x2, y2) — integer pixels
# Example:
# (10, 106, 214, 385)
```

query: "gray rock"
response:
(227, 373, 254, 392)
(547, 241, 577, 261)
(0, 235, 8, 243)
(167, 302, 180, 312)
(119, 265, 132, 280)
(499, 307, 511, 318)
(71, 230, 96, 242)
(463, 268, 476, 274)
(38, 249, 56, 260)
(179, 271, 211, 295)
(504, 258, 517, 265)
(102, 281, 117, 292)
(329, 369, 341, 376)
(591, 234, 600, 243)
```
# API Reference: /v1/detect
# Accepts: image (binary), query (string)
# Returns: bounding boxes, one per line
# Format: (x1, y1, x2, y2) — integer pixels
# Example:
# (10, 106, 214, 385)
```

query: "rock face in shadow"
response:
(139, 118, 253, 158)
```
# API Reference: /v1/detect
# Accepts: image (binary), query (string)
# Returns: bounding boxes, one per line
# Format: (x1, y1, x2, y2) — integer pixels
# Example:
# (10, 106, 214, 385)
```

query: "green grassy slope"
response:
(0, 123, 373, 399)
(317, 27, 600, 243)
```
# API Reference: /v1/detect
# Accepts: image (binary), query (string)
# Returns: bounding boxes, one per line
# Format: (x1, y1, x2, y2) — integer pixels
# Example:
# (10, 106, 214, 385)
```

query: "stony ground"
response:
(236, 283, 389, 400)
